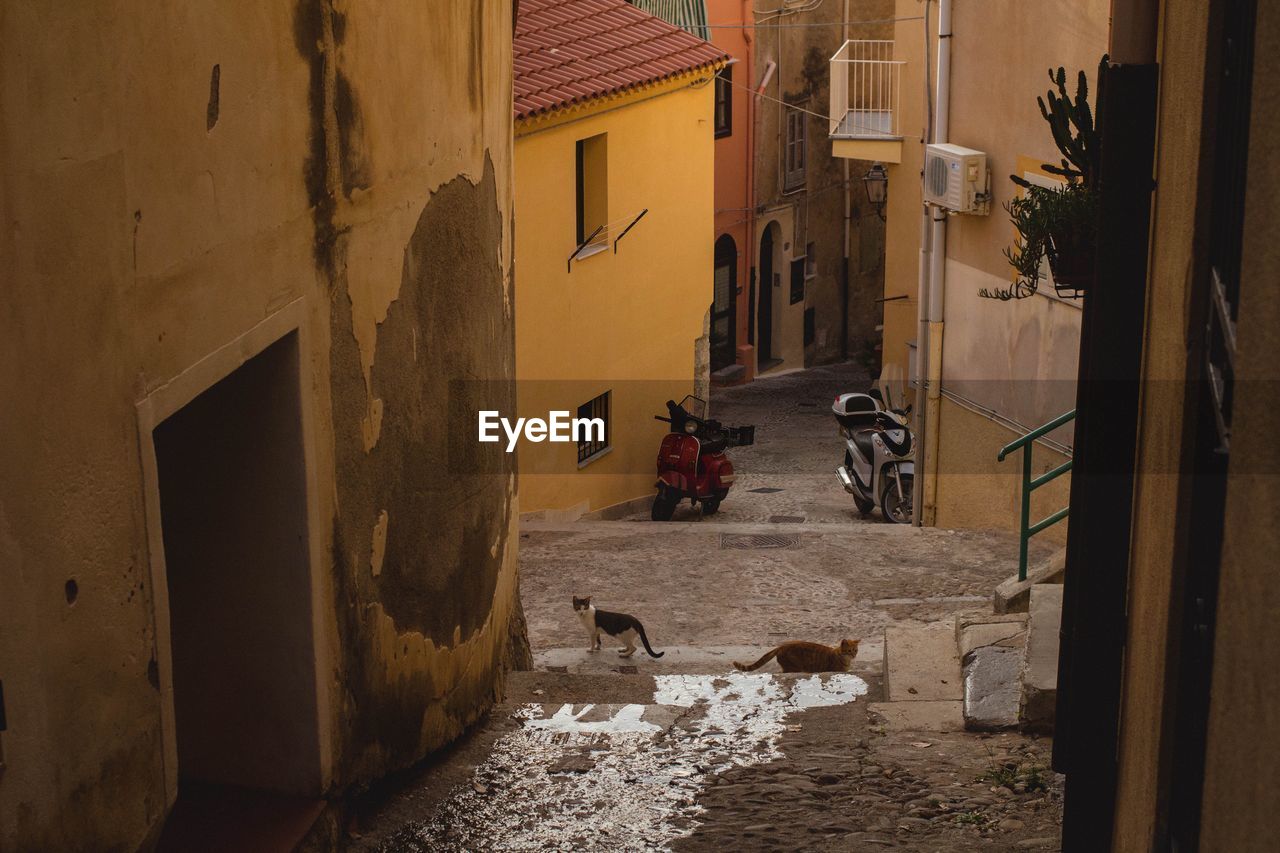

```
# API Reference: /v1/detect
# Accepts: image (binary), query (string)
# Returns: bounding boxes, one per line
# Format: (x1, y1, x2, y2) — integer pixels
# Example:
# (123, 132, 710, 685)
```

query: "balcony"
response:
(829, 40, 904, 163)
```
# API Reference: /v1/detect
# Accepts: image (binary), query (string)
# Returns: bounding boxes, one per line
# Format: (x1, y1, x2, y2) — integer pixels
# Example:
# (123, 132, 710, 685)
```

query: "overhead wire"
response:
(702, 16, 924, 29)
(721, 69, 923, 141)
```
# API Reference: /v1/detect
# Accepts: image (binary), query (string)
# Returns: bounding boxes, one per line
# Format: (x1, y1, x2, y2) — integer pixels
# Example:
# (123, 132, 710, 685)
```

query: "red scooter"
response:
(651, 396, 755, 521)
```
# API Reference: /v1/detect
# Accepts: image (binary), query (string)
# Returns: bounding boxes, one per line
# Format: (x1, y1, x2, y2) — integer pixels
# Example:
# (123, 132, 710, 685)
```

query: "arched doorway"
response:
(711, 234, 738, 372)
(758, 222, 780, 364)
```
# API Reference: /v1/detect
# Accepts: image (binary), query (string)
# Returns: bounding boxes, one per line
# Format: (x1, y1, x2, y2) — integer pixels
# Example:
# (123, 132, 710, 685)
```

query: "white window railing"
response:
(829, 40, 903, 139)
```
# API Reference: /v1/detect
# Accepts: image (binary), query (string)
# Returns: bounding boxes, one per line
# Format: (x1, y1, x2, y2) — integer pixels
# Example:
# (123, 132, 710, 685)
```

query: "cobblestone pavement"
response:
(353, 363, 1063, 851)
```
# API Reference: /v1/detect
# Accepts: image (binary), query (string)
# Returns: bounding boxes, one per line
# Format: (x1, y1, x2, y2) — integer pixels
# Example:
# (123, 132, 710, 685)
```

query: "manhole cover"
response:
(719, 533, 800, 550)
(747, 487, 784, 494)
(768, 515, 806, 524)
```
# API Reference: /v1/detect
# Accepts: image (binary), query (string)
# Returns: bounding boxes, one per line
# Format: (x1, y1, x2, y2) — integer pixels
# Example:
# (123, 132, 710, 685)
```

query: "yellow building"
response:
(513, 0, 727, 516)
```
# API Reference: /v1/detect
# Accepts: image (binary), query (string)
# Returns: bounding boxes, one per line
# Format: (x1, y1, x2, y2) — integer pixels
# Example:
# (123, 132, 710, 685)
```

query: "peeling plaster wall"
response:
(0, 1, 521, 848)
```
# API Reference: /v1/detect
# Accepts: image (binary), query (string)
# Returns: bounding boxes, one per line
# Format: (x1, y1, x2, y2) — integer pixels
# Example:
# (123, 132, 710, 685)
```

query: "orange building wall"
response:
(707, 0, 755, 378)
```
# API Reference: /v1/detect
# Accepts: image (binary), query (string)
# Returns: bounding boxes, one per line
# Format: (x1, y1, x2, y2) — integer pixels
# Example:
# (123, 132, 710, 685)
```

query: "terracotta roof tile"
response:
(514, 0, 728, 120)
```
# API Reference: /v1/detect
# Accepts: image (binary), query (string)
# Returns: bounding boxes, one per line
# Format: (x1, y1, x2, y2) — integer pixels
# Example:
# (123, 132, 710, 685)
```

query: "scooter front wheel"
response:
(880, 470, 914, 524)
(651, 486, 678, 521)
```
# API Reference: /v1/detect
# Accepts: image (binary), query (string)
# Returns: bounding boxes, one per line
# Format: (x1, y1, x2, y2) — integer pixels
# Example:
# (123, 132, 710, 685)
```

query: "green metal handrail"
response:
(998, 409, 1076, 581)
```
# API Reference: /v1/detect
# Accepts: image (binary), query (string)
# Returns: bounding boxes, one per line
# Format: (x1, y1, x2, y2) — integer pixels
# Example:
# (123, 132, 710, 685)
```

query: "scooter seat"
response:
(852, 430, 876, 460)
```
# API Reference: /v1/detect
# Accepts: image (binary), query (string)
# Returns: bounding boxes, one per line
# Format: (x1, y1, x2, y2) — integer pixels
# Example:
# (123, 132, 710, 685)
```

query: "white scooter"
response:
(833, 390, 915, 523)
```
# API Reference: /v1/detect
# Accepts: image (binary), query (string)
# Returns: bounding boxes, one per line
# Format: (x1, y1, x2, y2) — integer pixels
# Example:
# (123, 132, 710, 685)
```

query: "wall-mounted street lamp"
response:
(863, 162, 888, 221)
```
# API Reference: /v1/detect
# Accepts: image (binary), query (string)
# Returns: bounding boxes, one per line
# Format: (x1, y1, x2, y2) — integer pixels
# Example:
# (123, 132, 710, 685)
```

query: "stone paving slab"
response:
(869, 700, 966, 732)
(884, 623, 962, 702)
(957, 612, 1029, 657)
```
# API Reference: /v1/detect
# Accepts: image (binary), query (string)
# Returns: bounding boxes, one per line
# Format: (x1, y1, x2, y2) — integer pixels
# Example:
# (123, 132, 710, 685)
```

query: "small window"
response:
(805, 242, 817, 279)
(714, 64, 733, 138)
(784, 106, 807, 191)
(575, 133, 609, 251)
(790, 257, 805, 305)
(577, 391, 611, 464)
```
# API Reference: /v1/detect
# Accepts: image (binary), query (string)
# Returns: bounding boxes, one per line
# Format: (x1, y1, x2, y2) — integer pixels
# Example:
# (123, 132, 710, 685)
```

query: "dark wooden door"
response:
(758, 226, 774, 361)
(711, 235, 737, 372)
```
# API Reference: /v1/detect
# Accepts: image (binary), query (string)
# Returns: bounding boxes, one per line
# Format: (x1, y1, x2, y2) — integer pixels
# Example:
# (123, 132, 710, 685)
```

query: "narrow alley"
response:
(353, 363, 1063, 851)
(6, 1, 1275, 851)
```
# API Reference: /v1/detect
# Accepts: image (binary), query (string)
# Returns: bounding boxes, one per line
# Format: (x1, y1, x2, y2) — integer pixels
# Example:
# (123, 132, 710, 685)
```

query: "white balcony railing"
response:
(829, 40, 903, 140)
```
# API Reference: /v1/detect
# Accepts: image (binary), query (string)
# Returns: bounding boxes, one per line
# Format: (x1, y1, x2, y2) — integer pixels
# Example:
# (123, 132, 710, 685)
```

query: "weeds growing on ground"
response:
(979, 755, 1051, 792)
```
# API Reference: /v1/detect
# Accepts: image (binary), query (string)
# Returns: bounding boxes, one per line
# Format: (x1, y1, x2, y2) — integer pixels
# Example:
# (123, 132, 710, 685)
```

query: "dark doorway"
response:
(758, 223, 777, 364)
(711, 234, 738, 372)
(154, 333, 323, 849)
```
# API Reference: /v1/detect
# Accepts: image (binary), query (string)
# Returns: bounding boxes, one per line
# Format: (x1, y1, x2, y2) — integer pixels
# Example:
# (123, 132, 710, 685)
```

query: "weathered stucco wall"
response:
(0, 1, 522, 848)
(514, 80, 715, 515)
(752, 0, 889, 373)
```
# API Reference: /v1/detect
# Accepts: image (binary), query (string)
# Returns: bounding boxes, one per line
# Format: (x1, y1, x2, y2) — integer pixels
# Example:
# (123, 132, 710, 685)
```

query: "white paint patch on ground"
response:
(387, 673, 869, 851)
(523, 703, 661, 736)
(789, 673, 870, 708)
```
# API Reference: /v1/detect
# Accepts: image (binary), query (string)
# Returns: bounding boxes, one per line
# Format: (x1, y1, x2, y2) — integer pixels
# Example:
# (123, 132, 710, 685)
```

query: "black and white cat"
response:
(572, 596, 664, 658)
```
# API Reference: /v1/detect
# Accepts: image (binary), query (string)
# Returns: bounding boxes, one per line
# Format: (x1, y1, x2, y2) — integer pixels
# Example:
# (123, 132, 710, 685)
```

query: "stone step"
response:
(994, 547, 1066, 613)
(955, 612, 1029, 731)
(882, 622, 962, 702)
(533, 642, 884, 676)
(506, 670, 660, 705)
(1020, 583, 1064, 733)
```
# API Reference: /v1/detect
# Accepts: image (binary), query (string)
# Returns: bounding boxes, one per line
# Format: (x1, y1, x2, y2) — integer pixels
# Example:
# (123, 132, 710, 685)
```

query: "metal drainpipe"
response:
(841, 0, 852, 362)
(911, 5, 932, 527)
(921, 0, 951, 527)
(743, 0, 756, 373)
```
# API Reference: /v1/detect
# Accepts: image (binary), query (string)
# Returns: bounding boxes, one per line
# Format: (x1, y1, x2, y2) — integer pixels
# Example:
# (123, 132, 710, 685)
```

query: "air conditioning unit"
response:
(923, 144, 989, 214)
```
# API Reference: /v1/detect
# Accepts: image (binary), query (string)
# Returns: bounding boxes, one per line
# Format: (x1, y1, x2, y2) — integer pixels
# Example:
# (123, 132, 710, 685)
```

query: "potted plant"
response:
(982, 56, 1107, 301)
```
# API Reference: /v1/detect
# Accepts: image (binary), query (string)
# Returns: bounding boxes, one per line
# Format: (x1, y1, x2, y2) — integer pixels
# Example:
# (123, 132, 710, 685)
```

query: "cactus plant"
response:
(986, 55, 1108, 300)
(1015, 55, 1108, 190)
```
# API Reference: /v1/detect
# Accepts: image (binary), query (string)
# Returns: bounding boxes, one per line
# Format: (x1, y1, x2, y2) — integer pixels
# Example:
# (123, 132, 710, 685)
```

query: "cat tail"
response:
(637, 623, 664, 658)
(733, 647, 779, 672)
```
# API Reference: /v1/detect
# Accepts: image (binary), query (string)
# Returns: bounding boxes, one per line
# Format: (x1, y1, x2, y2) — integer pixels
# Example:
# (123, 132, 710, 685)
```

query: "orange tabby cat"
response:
(733, 639, 860, 673)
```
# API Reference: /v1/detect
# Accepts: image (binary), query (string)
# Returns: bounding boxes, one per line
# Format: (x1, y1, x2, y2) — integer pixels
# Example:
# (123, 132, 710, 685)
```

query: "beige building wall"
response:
(873, 0, 1107, 532)
(0, 2, 522, 849)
